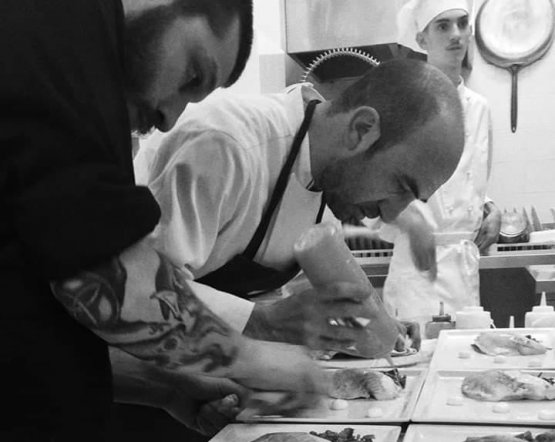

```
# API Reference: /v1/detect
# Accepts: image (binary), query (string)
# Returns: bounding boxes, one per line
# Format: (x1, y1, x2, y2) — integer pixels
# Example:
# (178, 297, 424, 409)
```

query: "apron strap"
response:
(244, 99, 321, 260)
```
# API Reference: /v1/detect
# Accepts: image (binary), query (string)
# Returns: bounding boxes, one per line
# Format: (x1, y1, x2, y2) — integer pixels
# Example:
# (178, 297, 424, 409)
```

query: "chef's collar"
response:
(284, 83, 325, 192)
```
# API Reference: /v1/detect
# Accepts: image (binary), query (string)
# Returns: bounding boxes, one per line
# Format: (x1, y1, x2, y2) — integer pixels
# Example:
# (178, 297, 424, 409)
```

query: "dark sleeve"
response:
(0, 0, 160, 280)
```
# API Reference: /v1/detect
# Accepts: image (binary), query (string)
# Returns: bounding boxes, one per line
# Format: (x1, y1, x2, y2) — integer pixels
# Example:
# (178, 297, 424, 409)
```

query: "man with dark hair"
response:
(134, 58, 465, 359)
(1, 0, 325, 440)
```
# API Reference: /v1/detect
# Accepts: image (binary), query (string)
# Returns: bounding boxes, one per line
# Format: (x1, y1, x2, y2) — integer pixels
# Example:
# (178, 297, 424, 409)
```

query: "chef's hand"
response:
(246, 281, 379, 351)
(475, 202, 501, 252)
(393, 320, 421, 352)
(395, 201, 437, 280)
(110, 348, 248, 436)
(163, 375, 246, 436)
(234, 339, 328, 417)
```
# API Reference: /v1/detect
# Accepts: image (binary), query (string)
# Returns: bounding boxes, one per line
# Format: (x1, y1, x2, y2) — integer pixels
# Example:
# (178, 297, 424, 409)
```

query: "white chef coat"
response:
(381, 80, 492, 328)
(134, 84, 328, 331)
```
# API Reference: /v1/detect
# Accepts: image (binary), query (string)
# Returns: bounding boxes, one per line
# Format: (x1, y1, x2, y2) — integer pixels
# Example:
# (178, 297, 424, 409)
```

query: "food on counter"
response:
(446, 394, 464, 406)
(472, 332, 550, 356)
(365, 406, 383, 418)
(461, 370, 555, 401)
(491, 402, 510, 413)
(309, 428, 375, 442)
(250, 433, 328, 442)
(328, 368, 406, 400)
(493, 355, 507, 364)
(528, 358, 542, 368)
(458, 350, 472, 359)
(463, 429, 555, 441)
(329, 399, 348, 410)
(538, 408, 555, 420)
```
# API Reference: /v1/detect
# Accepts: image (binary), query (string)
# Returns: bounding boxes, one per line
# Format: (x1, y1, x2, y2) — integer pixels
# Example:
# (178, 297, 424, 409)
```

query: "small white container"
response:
(524, 292, 555, 328)
(455, 306, 494, 329)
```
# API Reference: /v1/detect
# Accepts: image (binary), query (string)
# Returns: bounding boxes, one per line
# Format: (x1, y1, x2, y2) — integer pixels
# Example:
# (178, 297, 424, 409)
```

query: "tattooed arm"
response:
(51, 239, 326, 406)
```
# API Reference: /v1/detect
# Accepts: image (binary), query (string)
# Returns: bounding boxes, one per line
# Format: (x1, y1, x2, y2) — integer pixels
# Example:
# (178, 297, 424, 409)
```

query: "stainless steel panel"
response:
(282, 0, 398, 53)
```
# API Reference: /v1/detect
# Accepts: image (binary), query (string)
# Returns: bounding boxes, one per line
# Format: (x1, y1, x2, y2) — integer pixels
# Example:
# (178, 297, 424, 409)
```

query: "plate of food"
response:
(429, 328, 555, 370)
(412, 369, 555, 425)
(210, 424, 402, 442)
(403, 424, 555, 442)
(237, 368, 426, 424)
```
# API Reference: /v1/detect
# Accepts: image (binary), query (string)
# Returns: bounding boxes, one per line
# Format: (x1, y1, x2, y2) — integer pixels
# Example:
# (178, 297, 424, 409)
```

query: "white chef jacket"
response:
(134, 84, 327, 331)
(381, 80, 492, 328)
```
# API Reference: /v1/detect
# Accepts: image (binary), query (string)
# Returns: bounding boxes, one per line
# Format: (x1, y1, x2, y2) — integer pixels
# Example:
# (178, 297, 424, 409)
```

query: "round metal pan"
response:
(475, 0, 555, 132)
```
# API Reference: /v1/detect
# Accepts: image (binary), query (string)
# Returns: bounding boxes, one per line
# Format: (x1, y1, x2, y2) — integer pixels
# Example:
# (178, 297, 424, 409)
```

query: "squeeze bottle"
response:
(525, 292, 555, 328)
(293, 222, 398, 358)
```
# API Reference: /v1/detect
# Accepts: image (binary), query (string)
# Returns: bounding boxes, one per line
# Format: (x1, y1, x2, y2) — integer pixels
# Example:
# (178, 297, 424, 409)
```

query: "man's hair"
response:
(329, 58, 461, 150)
(172, 0, 253, 87)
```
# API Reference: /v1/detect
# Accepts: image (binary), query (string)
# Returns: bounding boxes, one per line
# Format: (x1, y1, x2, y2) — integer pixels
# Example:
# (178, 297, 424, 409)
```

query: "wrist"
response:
(243, 298, 303, 344)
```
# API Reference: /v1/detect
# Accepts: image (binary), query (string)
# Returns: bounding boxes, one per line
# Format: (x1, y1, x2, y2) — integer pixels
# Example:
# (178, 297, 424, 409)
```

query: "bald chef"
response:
(134, 59, 466, 350)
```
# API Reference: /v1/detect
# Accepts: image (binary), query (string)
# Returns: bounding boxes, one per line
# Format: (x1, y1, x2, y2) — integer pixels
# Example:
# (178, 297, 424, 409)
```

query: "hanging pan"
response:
(475, 0, 555, 132)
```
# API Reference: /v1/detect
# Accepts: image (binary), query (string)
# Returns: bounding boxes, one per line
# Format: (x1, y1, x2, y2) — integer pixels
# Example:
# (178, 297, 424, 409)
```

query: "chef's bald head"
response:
(328, 58, 464, 153)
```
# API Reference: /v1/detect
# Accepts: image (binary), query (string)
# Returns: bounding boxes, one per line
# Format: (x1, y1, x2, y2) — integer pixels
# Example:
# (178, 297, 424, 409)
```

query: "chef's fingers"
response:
(195, 397, 241, 437)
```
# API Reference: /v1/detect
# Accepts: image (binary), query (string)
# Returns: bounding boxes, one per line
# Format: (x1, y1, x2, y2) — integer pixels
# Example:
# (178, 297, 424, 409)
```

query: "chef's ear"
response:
(347, 106, 381, 154)
(416, 31, 427, 51)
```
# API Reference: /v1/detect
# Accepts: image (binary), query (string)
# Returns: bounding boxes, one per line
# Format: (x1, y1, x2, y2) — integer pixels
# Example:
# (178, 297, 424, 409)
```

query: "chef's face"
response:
(322, 114, 462, 224)
(124, 10, 240, 135)
(418, 10, 471, 67)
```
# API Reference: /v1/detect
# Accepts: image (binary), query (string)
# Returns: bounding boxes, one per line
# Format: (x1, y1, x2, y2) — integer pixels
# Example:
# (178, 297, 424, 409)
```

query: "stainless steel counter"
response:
(354, 242, 555, 276)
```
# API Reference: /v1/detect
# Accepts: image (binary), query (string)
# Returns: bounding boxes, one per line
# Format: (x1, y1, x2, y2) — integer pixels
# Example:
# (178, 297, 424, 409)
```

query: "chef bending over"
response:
(134, 59, 464, 356)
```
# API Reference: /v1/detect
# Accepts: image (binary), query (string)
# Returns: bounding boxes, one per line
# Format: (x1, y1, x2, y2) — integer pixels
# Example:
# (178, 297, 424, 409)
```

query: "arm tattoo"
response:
(51, 251, 240, 375)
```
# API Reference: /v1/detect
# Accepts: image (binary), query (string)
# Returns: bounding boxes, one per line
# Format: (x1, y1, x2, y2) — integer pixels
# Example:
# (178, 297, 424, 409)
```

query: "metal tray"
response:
(210, 423, 401, 442)
(412, 369, 555, 426)
(429, 328, 555, 370)
(403, 424, 553, 442)
(237, 368, 427, 424)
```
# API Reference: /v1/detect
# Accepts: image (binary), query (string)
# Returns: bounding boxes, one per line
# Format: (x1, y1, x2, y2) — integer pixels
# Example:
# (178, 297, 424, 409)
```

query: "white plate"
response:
(403, 424, 553, 442)
(237, 368, 426, 424)
(430, 328, 555, 370)
(412, 369, 555, 425)
(210, 423, 401, 442)
(319, 349, 421, 369)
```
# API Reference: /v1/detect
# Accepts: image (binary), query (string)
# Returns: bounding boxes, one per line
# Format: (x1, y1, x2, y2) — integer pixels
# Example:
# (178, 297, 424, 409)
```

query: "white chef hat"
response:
(396, 0, 472, 53)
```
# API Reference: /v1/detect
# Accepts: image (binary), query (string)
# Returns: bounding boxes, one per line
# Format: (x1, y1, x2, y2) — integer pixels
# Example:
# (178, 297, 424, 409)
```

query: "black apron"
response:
(197, 99, 325, 298)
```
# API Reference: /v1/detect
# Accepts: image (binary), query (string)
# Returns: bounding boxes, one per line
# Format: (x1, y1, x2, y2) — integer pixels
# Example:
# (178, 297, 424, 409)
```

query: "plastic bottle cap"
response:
(532, 292, 554, 313)
(463, 306, 484, 312)
(432, 301, 452, 322)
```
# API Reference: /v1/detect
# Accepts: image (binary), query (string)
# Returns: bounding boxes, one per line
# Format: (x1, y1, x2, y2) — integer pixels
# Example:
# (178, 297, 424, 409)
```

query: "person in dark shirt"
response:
(1, 1, 328, 440)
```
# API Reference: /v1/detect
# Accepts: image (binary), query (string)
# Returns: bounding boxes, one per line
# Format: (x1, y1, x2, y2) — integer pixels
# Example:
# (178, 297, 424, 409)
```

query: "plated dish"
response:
(237, 368, 426, 424)
(209, 424, 401, 442)
(430, 328, 555, 370)
(403, 424, 554, 442)
(412, 369, 555, 425)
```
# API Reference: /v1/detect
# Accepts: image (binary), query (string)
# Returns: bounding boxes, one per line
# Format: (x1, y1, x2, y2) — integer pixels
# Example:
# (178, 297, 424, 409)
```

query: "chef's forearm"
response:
(50, 238, 252, 380)
(110, 347, 171, 408)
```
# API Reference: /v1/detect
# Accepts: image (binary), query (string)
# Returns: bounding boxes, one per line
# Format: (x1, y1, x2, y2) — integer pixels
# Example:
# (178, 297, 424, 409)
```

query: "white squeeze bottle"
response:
(524, 292, 555, 328)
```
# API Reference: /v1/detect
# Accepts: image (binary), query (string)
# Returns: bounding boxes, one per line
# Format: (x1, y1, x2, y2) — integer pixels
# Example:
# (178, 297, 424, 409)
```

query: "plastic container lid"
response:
(432, 301, 452, 322)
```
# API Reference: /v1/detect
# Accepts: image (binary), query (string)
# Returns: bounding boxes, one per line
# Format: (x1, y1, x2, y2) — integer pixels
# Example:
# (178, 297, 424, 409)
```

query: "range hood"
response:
(281, 0, 421, 83)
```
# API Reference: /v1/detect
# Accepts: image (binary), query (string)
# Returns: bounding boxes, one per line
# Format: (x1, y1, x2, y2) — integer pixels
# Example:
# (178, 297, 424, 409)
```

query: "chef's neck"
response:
(427, 56, 463, 86)
(307, 100, 339, 185)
